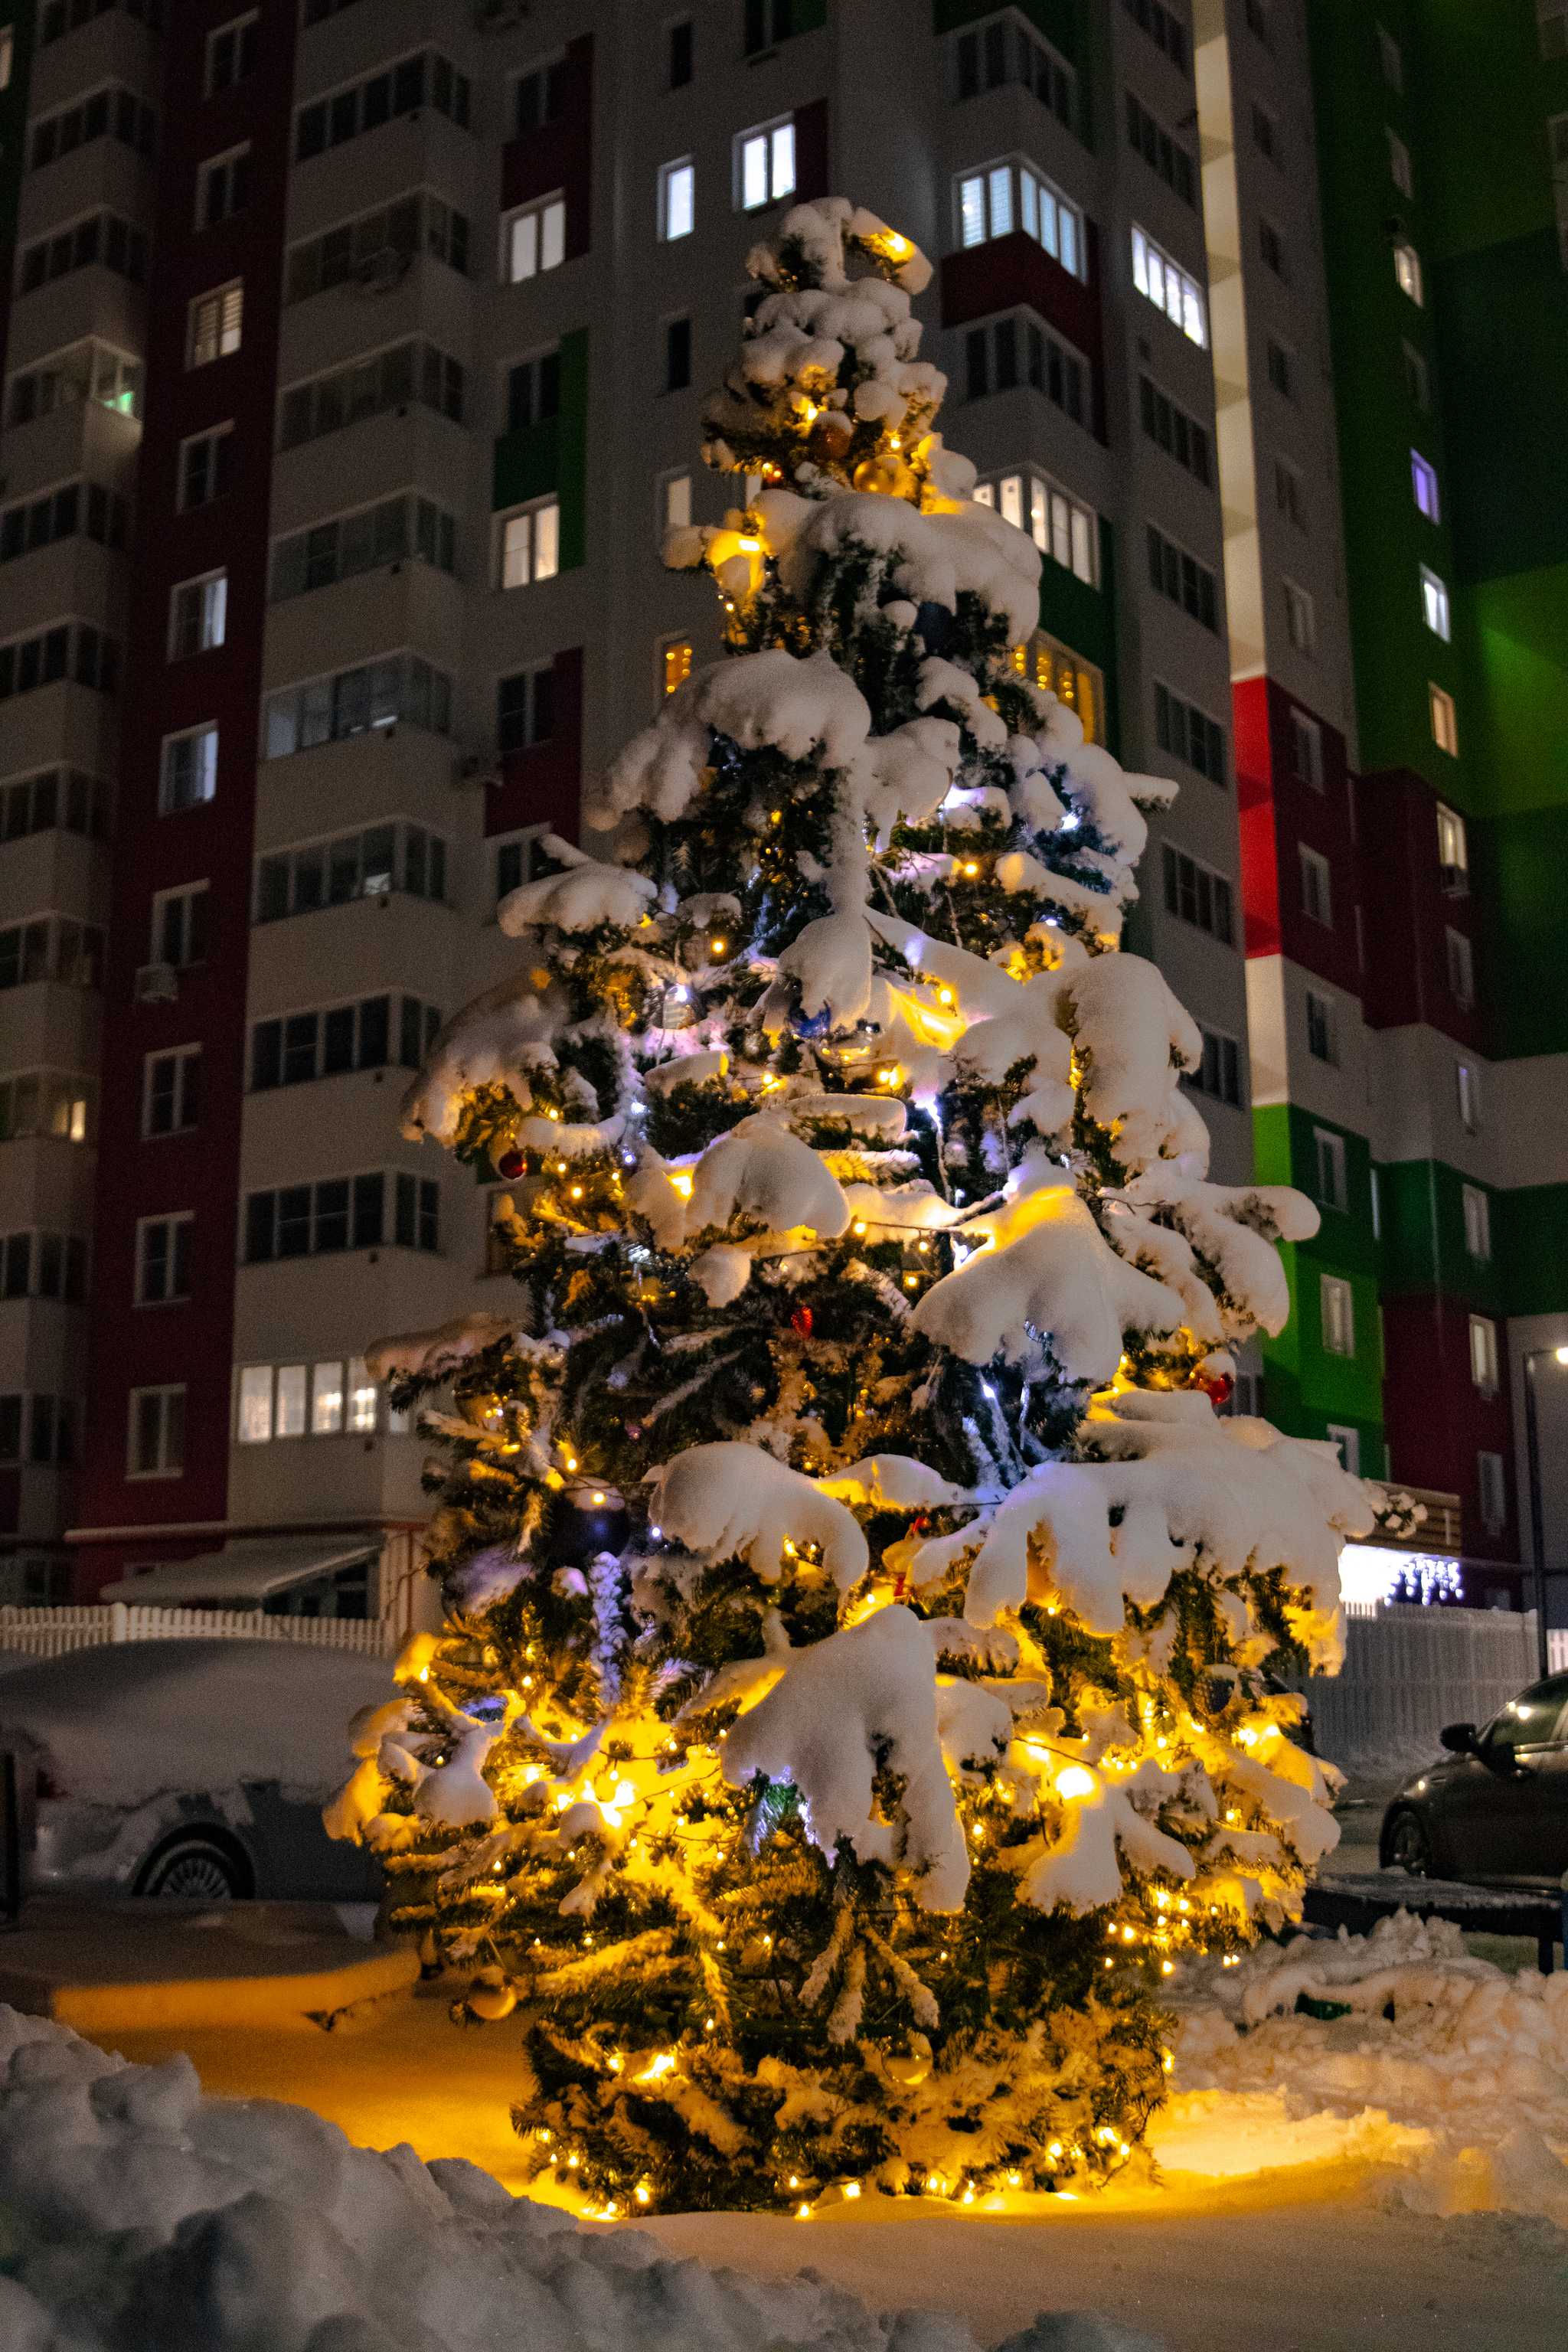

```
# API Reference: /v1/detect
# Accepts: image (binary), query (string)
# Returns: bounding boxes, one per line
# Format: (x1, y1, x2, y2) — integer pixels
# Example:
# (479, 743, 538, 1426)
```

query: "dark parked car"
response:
(0, 1638, 389, 1901)
(1380, 1669, 1568, 1890)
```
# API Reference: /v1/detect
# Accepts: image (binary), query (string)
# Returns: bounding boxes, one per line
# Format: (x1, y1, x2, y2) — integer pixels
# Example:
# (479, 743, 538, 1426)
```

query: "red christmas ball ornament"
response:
(496, 1148, 526, 1180)
(1195, 1370, 1233, 1410)
(790, 1305, 814, 1341)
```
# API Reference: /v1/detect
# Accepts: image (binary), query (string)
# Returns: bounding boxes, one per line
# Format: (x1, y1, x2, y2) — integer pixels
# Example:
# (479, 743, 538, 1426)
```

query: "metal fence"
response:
(0, 1602, 403, 1661)
(1305, 1603, 1544, 1772)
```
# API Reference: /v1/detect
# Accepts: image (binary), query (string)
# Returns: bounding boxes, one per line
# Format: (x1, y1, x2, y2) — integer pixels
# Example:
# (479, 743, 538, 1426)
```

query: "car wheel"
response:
(1384, 1809, 1432, 1877)
(138, 1835, 250, 1901)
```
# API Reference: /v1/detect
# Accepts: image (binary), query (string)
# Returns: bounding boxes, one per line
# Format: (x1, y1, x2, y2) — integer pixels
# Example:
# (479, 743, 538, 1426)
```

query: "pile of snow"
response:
(1158, 1909, 1568, 2224)
(0, 2004, 1148, 2352)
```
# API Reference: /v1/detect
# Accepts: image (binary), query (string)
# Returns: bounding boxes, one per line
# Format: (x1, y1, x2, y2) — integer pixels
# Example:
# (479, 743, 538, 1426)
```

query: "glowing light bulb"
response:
(570, 1184, 583, 1199)
(962, 861, 978, 876)
(853, 1220, 867, 1235)
(1056, 1766, 1096, 1801)
(593, 1491, 605, 1504)
(844, 2181, 861, 2200)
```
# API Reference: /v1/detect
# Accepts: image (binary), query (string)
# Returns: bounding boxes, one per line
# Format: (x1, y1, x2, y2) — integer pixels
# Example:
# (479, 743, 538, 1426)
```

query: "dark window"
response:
(666, 318, 691, 393)
(180, 427, 233, 510)
(670, 20, 693, 85)
(353, 1171, 384, 1249)
(207, 15, 259, 96)
(252, 1021, 282, 1091)
(1122, 0, 1188, 73)
(1147, 524, 1218, 632)
(1162, 844, 1233, 943)
(145, 1048, 199, 1136)
(514, 59, 567, 134)
(299, 54, 469, 162)
(4, 1235, 30, 1298)
(1259, 218, 1284, 276)
(1155, 683, 1226, 784)
(394, 1173, 440, 1253)
(1138, 375, 1210, 485)
(1182, 1027, 1241, 1106)
(498, 668, 554, 755)
(744, 0, 797, 54)
(1126, 90, 1196, 206)
(1266, 339, 1292, 398)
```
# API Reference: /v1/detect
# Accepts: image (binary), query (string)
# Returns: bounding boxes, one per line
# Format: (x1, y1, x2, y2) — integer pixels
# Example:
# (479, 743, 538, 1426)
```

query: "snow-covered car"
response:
(0, 1639, 388, 1901)
(1380, 1668, 1568, 1889)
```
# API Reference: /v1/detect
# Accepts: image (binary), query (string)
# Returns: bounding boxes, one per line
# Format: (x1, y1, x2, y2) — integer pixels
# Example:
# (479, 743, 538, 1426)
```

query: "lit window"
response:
(188, 283, 243, 368)
(501, 500, 560, 589)
(1429, 683, 1458, 756)
(1462, 1184, 1491, 1263)
(661, 158, 694, 240)
(1446, 926, 1475, 1008)
(276, 1364, 306, 1439)
(1299, 844, 1332, 927)
(1393, 242, 1423, 305)
(1468, 1315, 1498, 1396)
(348, 1357, 377, 1432)
(129, 1384, 185, 1476)
(662, 639, 693, 697)
(959, 161, 1083, 276)
(1387, 129, 1413, 194)
(1411, 450, 1439, 521)
(664, 475, 691, 531)
(1455, 1057, 1480, 1133)
(737, 118, 795, 210)
(1320, 1272, 1354, 1354)
(1477, 1450, 1506, 1532)
(1131, 224, 1207, 347)
(312, 1361, 345, 1435)
(168, 573, 228, 660)
(159, 727, 218, 813)
(978, 473, 1096, 586)
(1419, 565, 1450, 640)
(237, 1365, 273, 1444)
(1436, 800, 1468, 884)
(505, 196, 566, 283)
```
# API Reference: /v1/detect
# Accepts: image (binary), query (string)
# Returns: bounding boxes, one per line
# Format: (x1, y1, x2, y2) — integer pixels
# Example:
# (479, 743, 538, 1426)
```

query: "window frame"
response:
(1462, 1183, 1491, 1263)
(158, 724, 218, 814)
(197, 144, 250, 232)
(1131, 223, 1207, 346)
(497, 497, 561, 591)
(659, 157, 695, 242)
(502, 192, 567, 285)
(206, 13, 258, 98)
(135, 1211, 194, 1306)
(1429, 682, 1459, 756)
(127, 1383, 185, 1478)
(959, 155, 1085, 279)
(168, 570, 228, 661)
(1299, 843, 1333, 929)
(142, 1044, 200, 1140)
(734, 115, 796, 212)
(1468, 1313, 1498, 1397)
(1319, 1269, 1354, 1354)
(1419, 564, 1451, 641)
(187, 281, 243, 369)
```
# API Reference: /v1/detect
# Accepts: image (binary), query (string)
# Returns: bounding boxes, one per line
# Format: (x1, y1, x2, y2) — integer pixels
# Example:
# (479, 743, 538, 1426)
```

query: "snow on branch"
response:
(652, 1441, 869, 1591)
(911, 1181, 1184, 1385)
(720, 1605, 969, 1911)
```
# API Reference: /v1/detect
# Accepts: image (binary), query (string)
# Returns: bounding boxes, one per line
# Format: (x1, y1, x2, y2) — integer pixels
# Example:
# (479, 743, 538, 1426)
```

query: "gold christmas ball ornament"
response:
(806, 409, 854, 462)
(851, 451, 918, 499)
(466, 1969, 518, 2022)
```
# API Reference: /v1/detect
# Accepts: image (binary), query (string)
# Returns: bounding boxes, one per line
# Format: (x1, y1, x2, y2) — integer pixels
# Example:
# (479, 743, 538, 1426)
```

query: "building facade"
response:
(1197, 0, 1568, 1609)
(0, 0, 1555, 1622)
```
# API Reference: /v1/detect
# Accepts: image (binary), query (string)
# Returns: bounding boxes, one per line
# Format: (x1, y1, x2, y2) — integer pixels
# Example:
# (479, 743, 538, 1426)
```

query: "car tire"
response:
(1383, 1808, 1433, 1877)
(137, 1834, 252, 1901)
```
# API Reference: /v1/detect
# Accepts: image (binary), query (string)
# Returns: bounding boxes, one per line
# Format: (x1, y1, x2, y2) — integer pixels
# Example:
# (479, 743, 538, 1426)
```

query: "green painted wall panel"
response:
(491, 328, 588, 570)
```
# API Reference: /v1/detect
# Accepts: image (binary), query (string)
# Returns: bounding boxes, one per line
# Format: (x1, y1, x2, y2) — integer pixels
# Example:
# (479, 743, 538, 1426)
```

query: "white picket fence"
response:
(1304, 1603, 1545, 1771)
(0, 1602, 403, 1661)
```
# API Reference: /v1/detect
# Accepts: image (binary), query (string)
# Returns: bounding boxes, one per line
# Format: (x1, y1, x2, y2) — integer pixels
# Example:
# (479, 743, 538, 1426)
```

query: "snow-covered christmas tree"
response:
(328, 199, 1373, 2216)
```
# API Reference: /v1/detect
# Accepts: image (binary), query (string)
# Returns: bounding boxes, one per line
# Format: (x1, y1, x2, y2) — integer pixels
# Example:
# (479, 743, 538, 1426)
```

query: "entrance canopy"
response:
(99, 1535, 379, 1610)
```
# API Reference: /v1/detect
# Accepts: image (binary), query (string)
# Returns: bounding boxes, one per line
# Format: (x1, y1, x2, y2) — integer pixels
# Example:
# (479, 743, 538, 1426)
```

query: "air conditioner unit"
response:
(354, 247, 412, 295)
(134, 962, 178, 1003)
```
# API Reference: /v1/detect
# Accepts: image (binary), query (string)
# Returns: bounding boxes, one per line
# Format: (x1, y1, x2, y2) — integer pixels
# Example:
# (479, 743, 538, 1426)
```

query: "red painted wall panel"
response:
(794, 98, 828, 204)
(940, 224, 1106, 446)
(1357, 766, 1487, 1050)
(1381, 1292, 1517, 1563)
(76, 0, 300, 1598)
(485, 647, 584, 845)
(500, 33, 593, 258)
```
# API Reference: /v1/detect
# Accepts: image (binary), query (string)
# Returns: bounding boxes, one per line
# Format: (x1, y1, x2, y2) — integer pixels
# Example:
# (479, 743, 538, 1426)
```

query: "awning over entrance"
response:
(98, 1535, 379, 1609)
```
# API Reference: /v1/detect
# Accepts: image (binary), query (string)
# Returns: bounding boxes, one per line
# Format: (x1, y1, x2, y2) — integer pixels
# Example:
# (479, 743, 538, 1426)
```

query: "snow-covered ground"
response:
(1155, 1911, 1568, 2226)
(9, 1906, 1566, 2351)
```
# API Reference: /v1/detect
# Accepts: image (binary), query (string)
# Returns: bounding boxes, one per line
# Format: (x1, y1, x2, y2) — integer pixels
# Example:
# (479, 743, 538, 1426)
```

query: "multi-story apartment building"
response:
(0, 0, 1554, 1628)
(1197, 0, 1568, 1612)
